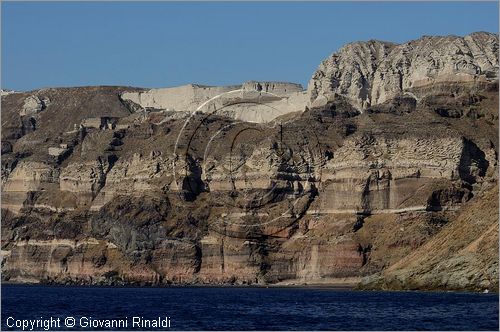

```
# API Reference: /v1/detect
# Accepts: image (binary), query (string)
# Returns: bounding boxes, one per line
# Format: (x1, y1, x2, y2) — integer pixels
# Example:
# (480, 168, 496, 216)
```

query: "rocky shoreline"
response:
(4, 280, 497, 294)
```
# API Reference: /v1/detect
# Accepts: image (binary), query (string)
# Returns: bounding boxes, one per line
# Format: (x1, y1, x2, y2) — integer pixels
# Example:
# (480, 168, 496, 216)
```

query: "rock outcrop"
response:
(308, 32, 499, 109)
(120, 81, 308, 123)
(1, 32, 498, 291)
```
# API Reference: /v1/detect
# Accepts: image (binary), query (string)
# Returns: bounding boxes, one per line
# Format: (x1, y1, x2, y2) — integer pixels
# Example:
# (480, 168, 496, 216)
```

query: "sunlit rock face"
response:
(1, 33, 498, 291)
(317, 135, 470, 214)
(308, 32, 499, 110)
(2, 161, 59, 213)
(120, 81, 308, 123)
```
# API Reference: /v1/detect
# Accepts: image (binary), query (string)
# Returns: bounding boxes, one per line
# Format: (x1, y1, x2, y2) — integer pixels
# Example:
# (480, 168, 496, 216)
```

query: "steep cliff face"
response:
(1, 33, 498, 290)
(308, 32, 499, 109)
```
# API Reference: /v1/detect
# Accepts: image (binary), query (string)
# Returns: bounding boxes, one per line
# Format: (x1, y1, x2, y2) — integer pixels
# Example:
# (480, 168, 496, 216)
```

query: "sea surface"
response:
(1, 284, 498, 331)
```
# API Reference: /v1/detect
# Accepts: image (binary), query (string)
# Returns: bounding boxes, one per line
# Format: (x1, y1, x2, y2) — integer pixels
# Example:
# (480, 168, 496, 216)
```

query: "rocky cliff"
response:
(1, 32, 498, 291)
(308, 32, 498, 109)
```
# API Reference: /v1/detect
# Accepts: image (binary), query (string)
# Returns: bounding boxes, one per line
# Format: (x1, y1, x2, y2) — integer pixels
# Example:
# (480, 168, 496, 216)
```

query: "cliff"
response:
(1, 32, 498, 291)
(308, 32, 498, 109)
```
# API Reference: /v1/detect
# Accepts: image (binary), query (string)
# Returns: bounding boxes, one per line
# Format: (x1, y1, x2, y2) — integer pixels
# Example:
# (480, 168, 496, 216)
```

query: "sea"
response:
(1, 284, 498, 331)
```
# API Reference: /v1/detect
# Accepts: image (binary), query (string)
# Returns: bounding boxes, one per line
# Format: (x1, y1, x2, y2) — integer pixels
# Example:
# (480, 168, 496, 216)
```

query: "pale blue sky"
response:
(2, 1, 498, 91)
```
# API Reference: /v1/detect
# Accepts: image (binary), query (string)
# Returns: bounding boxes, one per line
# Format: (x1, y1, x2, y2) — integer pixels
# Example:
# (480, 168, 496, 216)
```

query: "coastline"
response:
(272, 276, 361, 288)
(1, 279, 357, 290)
(2, 279, 497, 294)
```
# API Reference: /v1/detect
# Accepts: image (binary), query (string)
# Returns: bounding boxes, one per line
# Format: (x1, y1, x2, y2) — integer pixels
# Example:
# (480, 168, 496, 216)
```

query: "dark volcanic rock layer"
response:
(1, 32, 498, 291)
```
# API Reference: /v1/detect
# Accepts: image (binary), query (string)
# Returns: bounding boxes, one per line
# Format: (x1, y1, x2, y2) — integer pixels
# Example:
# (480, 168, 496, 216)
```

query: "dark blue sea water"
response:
(1, 284, 498, 331)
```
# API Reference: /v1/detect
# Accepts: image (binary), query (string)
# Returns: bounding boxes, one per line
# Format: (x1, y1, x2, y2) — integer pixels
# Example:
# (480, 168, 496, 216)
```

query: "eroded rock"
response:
(308, 32, 499, 110)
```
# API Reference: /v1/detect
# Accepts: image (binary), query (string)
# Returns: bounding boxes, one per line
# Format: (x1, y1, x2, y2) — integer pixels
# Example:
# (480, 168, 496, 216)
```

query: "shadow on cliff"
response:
(458, 138, 489, 185)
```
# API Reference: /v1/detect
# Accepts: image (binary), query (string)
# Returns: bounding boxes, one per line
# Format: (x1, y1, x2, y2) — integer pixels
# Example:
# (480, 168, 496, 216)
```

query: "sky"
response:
(1, 1, 498, 92)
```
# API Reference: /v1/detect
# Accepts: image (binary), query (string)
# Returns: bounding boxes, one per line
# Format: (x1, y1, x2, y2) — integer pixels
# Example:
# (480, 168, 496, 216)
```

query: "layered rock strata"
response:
(1, 32, 498, 291)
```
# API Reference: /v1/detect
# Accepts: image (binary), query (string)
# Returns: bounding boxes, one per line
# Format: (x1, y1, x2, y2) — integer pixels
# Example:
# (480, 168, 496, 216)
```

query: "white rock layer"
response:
(308, 32, 499, 109)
